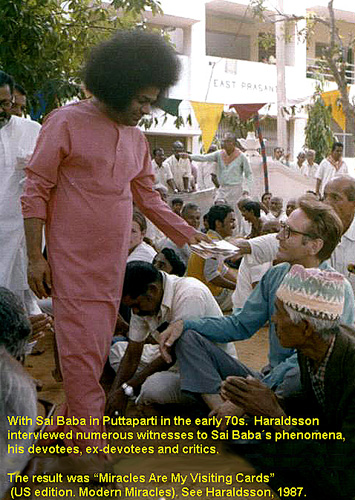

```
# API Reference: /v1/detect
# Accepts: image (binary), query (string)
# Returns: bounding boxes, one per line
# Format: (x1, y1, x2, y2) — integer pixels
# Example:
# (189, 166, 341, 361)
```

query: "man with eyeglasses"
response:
(158, 197, 355, 420)
(0, 71, 42, 316)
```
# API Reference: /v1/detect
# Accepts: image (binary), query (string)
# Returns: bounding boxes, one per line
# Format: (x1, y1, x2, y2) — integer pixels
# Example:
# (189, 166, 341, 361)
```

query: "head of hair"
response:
(242, 201, 261, 218)
(333, 175, 355, 202)
(223, 132, 236, 143)
(261, 192, 272, 202)
(122, 261, 162, 299)
(207, 204, 234, 231)
(332, 141, 343, 151)
(171, 197, 184, 206)
(181, 203, 199, 217)
(160, 248, 186, 277)
(0, 71, 14, 93)
(132, 210, 147, 233)
(0, 288, 31, 359)
(83, 30, 180, 113)
(14, 83, 26, 96)
(153, 147, 164, 156)
(297, 196, 343, 262)
(237, 197, 251, 209)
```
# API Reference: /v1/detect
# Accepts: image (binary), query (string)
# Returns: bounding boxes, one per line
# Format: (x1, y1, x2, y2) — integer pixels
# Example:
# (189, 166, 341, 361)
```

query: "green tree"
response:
(0, 0, 162, 120)
(304, 86, 335, 163)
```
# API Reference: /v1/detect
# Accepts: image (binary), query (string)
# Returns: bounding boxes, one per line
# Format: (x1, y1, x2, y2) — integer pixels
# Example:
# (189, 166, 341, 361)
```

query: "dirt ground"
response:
(15, 329, 276, 500)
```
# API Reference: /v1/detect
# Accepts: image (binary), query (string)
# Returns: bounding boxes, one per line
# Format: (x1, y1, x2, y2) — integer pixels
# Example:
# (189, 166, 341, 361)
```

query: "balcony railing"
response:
(306, 57, 355, 84)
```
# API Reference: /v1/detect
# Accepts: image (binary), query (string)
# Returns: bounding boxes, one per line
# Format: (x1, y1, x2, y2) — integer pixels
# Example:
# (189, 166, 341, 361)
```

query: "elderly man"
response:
(265, 196, 287, 222)
(324, 175, 355, 294)
(21, 31, 206, 453)
(315, 142, 348, 197)
(160, 197, 355, 418)
(189, 133, 253, 219)
(301, 149, 318, 177)
(222, 265, 355, 500)
(163, 141, 192, 192)
(106, 262, 235, 414)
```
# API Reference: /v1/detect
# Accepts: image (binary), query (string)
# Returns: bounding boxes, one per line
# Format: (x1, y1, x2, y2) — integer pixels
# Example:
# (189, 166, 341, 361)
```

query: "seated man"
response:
(240, 201, 265, 239)
(265, 196, 287, 222)
(157, 203, 201, 265)
(187, 204, 237, 311)
(106, 262, 236, 415)
(222, 265, 355, 500)
(159, 197, 355, 415)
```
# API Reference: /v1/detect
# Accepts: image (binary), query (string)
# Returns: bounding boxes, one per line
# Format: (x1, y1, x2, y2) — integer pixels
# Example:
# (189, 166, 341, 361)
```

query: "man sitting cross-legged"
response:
(222, 265, 355, 500)
(159, 197, 355, 420)
(106, 261, 236, 416)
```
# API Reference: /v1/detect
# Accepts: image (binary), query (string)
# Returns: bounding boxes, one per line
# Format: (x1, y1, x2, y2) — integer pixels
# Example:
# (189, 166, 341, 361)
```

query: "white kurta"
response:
(0, 116, 41, 309)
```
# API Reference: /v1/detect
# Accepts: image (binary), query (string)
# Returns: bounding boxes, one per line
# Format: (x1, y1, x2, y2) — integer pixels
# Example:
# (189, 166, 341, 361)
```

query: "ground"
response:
(13, 329, 276, 500)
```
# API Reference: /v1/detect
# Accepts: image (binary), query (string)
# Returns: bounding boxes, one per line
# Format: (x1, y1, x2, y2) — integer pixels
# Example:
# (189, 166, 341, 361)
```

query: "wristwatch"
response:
(121, 382, 136, 401)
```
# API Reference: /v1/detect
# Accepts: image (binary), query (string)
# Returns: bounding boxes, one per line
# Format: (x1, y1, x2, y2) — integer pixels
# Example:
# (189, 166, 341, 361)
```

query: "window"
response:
(206, 31, 251, 60)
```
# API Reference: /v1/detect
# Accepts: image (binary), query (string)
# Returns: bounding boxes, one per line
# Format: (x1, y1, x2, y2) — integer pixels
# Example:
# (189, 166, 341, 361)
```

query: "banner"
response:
(190, 102, 224, 152)
(321, 90, 346, 131)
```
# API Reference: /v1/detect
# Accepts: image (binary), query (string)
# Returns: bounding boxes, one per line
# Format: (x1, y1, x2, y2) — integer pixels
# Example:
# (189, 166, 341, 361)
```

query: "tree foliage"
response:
(304, 86, 335, 163)
(0, 0, 162, 120)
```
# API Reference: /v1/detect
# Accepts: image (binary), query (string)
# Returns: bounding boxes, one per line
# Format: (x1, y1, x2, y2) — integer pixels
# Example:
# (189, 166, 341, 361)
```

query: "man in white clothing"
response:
(163, 141, 192, 192)
(301, 149, 318, 177)
(107, 262, 236, 414)
(315, 142, 348, 197)
(152, 148, 178, 192)
(0, 71, 42, 316)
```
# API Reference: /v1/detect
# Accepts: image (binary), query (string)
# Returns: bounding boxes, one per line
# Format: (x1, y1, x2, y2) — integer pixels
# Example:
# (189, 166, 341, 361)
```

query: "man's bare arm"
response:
(24, 218, 52, 299)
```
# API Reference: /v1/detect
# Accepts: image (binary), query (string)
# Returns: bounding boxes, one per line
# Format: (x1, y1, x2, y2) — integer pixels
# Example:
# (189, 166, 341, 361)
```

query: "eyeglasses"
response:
(279, 221, 315, 240)
(0, 99, 14, 110)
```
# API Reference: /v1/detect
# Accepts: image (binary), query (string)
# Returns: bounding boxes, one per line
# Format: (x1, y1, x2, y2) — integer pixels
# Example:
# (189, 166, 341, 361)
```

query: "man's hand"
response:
(159, 320, 184, 363)
(225, 238, 251, 261)
(29, 314, 54, 340)
(28, 255, 52, 299)
(221, 376, 286, 419)
(188, 231, 211, 245)
(209, 400, 244, 431)
(105, 387, 128, 417)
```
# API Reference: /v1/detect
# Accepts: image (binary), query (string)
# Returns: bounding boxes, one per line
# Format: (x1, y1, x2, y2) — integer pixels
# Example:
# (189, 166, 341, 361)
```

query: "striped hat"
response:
(276, 264, 345, 321)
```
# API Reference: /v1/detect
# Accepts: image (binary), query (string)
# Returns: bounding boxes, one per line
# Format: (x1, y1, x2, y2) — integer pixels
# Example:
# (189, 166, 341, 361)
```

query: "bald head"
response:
(324, 175, 355, 232)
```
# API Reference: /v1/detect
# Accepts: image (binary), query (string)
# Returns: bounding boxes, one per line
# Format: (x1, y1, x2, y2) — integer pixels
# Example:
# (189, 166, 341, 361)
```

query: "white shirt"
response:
(163, 155, 192, 192)
(300, 161, 318, 178)
(0, 116, 41, 292)
(128, 272, 236, 357)
(152, 159, 173, 190)
(250, 233, 279, 264)
(265, 211, 287, 223)
(232, 254, 272, 309)
(196, 160, 216, 190)
(127, 241, 156, 264)
(329, 216, 355, 294)
(315, 158, 348, 195)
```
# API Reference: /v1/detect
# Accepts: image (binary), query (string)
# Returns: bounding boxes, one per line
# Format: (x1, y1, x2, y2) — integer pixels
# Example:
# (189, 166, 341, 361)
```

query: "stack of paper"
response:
(190, 240, 240, 260)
